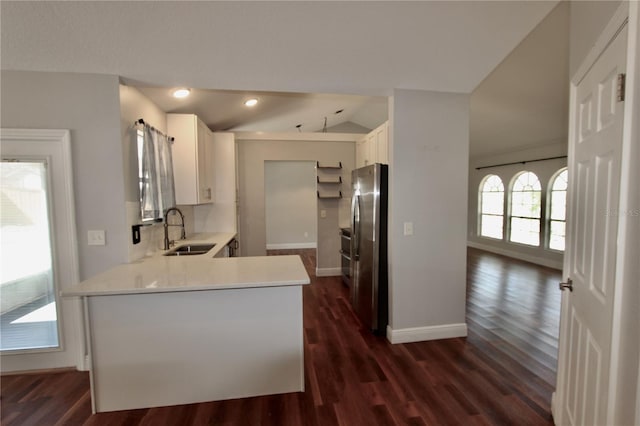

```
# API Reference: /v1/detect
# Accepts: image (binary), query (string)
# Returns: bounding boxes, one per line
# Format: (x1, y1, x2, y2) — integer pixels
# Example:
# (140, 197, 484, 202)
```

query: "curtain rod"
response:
(475, 155, 567, 170)
(135, 118, 175, 142)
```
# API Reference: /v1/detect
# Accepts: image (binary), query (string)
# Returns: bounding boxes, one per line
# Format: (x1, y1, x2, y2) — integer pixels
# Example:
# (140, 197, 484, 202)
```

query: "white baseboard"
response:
(386, 323, 468, 344)
(551, 391, 558, 423)
(467, 241, 563, 270)
(80, 354, 91, 371)
(266, 243, 317, 250)
(316, 267, 341, 277)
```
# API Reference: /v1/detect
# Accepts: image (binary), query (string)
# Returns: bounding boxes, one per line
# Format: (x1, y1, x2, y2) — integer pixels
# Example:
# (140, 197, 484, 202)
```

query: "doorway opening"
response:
(264, 161, 317, 251)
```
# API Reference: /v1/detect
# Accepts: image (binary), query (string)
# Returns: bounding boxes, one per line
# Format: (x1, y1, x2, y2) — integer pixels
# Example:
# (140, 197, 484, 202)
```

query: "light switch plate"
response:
(88, 230, 106, 246)
(320, 210, 327, 218)
(403, 222, 414, 236)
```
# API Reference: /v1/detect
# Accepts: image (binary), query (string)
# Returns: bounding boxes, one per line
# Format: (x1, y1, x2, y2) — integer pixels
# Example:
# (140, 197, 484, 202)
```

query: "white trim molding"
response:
(386, 323, 468, 344)
(266, 242, 317, 250)
(315, 267, 341, 277)
(467, 241, 563, 270)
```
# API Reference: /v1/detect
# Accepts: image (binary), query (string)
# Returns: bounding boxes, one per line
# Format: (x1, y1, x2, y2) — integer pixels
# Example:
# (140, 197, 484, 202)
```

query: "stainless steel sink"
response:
(164, 243, 215, 256)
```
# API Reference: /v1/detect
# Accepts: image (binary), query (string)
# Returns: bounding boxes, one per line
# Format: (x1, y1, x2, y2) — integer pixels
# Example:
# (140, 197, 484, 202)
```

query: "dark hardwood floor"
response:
(1, 248, 561, 425)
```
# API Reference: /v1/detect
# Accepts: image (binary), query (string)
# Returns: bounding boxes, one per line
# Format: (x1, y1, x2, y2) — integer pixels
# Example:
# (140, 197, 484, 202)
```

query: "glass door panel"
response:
(1, 161, 59, 351)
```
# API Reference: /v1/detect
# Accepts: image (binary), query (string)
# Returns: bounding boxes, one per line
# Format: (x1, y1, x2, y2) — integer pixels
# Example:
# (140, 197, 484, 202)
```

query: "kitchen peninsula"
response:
(63, 233, 310, 413)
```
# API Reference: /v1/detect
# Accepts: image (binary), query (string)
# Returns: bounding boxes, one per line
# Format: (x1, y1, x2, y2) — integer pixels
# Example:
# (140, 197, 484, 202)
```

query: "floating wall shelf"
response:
(317, 190, 342, 199)
(316, 160, 343, 199)
(317, 176, 342, 184)
(316, 161, 342, 169)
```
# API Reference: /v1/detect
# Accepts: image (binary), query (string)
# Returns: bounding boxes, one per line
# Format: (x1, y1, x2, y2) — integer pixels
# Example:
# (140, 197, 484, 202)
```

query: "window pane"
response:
(511, 192, 528, 217)
(479, 175, 504, 239)
(1, 161, 60, 351)
(552, 169, 568, 191)
(482, 192, 503, 215)
(550, 220, 566, 251)
(550, 190, 567, 221)
(510, 217, 540, 246)
(481, 214, 503, 239)
(513, 171, 541, 192)
(482, 175, 504, 192)
(512, 191, 541, 218)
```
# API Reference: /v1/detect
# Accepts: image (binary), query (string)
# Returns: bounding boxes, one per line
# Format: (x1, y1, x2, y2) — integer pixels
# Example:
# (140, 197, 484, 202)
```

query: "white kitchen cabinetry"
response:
(374, 121, 389, 165)
(355, 121, 388, 167)
(168, 114, 215, 205)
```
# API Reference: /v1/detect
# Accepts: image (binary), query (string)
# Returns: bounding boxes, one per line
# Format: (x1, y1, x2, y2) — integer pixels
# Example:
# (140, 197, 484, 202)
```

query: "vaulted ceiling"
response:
(1, 1, 563, 153)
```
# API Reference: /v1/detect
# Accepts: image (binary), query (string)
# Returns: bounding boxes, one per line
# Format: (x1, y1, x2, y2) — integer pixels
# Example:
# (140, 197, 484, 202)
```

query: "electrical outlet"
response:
(320, 210, 327, 219)
(88, 230, 106, 246)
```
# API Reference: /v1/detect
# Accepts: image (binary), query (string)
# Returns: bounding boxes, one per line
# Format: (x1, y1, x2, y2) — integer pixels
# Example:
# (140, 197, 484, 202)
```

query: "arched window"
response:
(510, 171, 542, 246)
(479, 175, 504, 239)
(549, 168, 568, 251)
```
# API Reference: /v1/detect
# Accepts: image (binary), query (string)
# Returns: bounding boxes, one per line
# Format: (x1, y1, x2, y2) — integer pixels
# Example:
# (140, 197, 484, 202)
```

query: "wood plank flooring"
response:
(1, 248, 561, 425)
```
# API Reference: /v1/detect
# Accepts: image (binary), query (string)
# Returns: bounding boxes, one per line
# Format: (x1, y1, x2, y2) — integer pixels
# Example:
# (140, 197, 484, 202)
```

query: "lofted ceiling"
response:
(1, 1, 563, 150)
(469, 1, 569, 158)
(133, 86, 388, 133)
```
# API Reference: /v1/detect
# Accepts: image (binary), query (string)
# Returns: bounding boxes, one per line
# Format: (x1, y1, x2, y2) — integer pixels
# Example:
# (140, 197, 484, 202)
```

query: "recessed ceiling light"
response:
(244, 98, 258, 107)
(172, 88, 190, 98)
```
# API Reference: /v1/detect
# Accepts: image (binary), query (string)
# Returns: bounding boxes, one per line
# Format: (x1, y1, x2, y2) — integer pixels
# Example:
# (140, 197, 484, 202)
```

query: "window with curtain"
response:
(137, 125, 175, 222)
(549, 168, 568, 251)
(510, 171, 542, 246)
(479, 174, 505, 239)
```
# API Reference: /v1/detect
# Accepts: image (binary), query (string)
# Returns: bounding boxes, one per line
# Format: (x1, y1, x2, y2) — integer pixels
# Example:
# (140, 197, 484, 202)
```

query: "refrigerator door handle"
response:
(352, 194, 361, 261)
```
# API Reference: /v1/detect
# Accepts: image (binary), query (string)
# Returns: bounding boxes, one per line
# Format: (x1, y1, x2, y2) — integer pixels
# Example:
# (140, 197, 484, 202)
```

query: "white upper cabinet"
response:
(355, 121, 388, 167)
(374, 122, 388, 165)
(356, 137, 368, 168)
(168, 113, 215, 205)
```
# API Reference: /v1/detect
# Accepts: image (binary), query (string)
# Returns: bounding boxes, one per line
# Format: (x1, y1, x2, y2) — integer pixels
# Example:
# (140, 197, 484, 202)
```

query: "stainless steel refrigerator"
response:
(350, 163, 388, 335)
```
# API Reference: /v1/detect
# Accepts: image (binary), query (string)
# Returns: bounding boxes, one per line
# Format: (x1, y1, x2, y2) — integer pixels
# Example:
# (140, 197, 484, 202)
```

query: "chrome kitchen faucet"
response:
(163, 207, 186, 250)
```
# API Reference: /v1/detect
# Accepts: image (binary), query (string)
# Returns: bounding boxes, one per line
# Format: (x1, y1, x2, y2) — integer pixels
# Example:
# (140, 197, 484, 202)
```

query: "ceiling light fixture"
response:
(244, 98, 258, 107)
(172, 88, 191, 98)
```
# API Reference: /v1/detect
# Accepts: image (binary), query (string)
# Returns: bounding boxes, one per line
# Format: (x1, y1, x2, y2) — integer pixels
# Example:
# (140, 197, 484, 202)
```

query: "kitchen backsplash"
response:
(126, 201, 195, 262)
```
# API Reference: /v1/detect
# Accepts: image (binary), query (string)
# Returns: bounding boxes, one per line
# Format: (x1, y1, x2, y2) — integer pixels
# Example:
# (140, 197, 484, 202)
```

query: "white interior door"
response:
(555, 25, 627, 426)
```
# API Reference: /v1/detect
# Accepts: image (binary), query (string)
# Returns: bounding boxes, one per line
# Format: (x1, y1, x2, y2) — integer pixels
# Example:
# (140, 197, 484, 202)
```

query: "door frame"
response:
(552, 2, 640, 425)
(0, 129, 85, 373)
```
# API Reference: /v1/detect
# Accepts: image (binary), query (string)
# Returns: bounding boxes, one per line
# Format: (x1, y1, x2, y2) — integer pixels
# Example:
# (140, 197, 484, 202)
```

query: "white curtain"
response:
(140, 125, 175, 221)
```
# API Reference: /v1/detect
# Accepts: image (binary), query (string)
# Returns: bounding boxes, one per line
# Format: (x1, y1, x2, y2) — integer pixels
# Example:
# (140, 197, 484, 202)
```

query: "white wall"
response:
(569, 0, 623, 76)
(265, 161, 317, 249)
(387, 89, 469, 341)
(467, 142, 567, 269)
(236, 134, 357, 273)
(1, 71, 127, 279)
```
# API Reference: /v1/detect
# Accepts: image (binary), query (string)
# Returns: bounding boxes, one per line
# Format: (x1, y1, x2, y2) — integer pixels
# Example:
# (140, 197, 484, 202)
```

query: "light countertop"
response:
(62, 233, 310, 297)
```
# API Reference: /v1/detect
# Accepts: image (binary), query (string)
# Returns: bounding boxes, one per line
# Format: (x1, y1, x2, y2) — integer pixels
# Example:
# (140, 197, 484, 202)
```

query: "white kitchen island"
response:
(63, 239, 310, 413)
